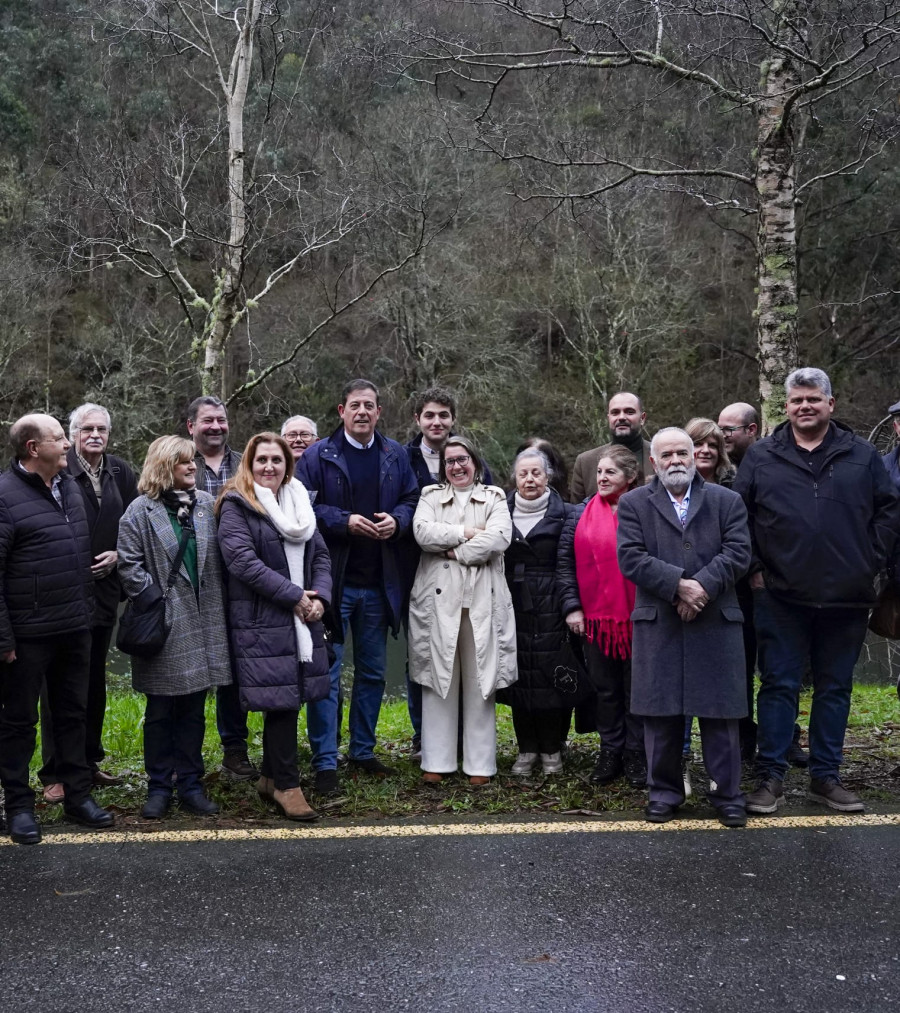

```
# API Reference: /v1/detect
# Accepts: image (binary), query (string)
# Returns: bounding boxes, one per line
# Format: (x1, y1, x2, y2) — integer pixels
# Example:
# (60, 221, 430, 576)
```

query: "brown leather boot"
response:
(273, 786, 319, 822)
(255, 776, 275, 801)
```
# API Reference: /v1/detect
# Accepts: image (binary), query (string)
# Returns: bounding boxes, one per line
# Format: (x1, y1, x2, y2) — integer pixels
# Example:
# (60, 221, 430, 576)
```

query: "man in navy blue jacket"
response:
(734, 368, 900, 815)
(296, 380, 419, 795)
(0, 414, 115, 844)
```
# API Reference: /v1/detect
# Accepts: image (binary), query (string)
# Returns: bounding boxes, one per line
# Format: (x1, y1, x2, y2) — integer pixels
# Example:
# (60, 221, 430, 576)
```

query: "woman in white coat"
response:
(408, 436, 517, 785)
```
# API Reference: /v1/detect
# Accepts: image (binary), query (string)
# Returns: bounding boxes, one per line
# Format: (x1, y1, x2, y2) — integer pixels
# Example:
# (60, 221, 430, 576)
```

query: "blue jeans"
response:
(402, 613, 422, 747)
(753, 590, 869, 782)
(307, 585, 389, 769)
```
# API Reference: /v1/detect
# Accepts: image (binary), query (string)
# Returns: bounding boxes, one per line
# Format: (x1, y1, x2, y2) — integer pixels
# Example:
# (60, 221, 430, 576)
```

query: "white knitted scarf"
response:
(254, 479, 317, 663)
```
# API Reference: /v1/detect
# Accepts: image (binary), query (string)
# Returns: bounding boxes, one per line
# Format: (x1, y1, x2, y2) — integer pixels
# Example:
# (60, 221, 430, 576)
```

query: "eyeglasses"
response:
(79, 426, 109, 435)
(283, 431, 316, 443)
(444, 455, 471, 468)
(719, 425, 749, 435)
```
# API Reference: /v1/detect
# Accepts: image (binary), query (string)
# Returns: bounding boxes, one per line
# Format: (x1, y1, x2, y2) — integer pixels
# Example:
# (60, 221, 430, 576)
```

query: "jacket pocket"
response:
(720, 606, 744, 623)
(631, 605, 657, 622)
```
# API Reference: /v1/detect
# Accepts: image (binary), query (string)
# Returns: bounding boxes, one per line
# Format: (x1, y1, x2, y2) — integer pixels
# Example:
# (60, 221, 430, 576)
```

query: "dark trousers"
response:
(644, 715, 743, 810)
(511, 706, 569, 755)
(143, 690, 207, 798)
(215, 680, 249, 755)
(39, 624, 114, 782)
(0, 632, 93, 814)
(737, 582, 758, 756)
(584, 641, 644, 753)
(260, 709, 301, 790)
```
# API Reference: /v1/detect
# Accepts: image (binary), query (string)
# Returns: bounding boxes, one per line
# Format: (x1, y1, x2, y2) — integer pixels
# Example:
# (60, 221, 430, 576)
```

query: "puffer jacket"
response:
(217, 491, 332, 712)
(0, 463, 93, 652)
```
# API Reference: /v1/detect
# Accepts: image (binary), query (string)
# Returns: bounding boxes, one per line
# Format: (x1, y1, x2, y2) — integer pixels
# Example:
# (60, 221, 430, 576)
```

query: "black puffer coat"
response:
(496, 489, 577, 711)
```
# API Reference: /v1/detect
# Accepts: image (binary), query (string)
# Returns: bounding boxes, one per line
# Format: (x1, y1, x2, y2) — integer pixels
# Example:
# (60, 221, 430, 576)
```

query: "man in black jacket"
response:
(39, 403, 138, 800)
(0, 413, 114, 844)
(733, 368, 900, 814)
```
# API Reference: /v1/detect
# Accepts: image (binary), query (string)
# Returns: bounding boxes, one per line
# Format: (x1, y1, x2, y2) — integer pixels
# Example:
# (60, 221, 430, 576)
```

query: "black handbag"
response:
(869, 582, 900, 640)
(551, 631, 593, 705)
(116, 527, 191, 658)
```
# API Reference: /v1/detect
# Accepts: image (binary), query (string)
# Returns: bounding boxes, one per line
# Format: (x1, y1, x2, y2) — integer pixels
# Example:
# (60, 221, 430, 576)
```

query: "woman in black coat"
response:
(217, 432, 332, 821)
(497, 447, 578, 776)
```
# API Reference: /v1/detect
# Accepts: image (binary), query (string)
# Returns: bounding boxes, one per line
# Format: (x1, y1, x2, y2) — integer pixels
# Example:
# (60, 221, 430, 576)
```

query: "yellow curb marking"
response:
(3, 812, 898, 846)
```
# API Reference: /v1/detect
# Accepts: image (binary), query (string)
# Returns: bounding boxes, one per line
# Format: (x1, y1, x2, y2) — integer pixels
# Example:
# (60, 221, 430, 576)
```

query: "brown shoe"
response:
(468, 775, 491, 787)
(255, 776, 275, 802)
(422, 771, 444, 784)
(92, 769, 124, 787)
(42, 783, 65, 804)
(272, 786, 319, 822)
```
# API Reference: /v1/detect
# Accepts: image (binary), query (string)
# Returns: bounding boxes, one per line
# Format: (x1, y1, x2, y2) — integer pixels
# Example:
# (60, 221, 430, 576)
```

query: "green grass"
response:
(28, 678, 900, 824)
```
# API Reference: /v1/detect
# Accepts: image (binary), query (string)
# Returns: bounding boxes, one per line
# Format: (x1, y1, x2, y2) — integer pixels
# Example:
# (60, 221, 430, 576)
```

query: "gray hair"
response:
(281, 415, 318, 437)
(650, 427, 693, 459)
(511, 448, 554, 483)
(785, 367, 832, 399)
(69, 403, 111, 439)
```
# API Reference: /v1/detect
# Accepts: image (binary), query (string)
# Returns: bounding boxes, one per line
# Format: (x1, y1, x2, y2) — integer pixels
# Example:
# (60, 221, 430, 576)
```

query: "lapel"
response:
(682, 477, 706, 531)
(648, 479, 686, 533)
(193, 497, 210, 578)
(147, 499, 193, 585)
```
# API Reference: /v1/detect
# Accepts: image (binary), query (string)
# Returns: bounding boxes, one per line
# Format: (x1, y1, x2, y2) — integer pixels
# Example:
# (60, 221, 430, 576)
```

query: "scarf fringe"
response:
(584, 617, 633, 660)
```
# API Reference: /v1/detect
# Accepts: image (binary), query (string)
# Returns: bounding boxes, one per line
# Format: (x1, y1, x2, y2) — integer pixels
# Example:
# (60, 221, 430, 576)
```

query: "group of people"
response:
(0, 366, 897, 844)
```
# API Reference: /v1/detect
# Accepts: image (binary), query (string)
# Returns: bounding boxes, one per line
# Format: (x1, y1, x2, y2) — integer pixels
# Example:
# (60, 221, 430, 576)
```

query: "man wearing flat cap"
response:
(882, 398, 900, 489)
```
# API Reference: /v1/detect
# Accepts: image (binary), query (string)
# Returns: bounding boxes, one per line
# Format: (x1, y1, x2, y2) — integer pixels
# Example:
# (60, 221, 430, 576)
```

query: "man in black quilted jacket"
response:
(0, 413, 114, 844)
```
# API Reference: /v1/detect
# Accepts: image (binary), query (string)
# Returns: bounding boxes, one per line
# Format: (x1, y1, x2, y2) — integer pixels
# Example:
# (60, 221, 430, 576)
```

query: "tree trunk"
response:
(755, 12, 801, 431)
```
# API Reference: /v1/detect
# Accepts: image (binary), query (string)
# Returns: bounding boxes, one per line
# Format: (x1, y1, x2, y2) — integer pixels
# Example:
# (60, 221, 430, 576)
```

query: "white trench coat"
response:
(408, 483, 518, 700)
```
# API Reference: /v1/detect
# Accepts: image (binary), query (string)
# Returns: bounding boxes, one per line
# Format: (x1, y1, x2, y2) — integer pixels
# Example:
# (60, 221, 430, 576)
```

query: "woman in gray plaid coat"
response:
(117, 436, 232, 820)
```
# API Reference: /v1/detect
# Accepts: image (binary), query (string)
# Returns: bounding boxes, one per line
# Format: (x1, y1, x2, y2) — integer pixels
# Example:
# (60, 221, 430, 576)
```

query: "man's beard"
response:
(657, 460, 696, 494)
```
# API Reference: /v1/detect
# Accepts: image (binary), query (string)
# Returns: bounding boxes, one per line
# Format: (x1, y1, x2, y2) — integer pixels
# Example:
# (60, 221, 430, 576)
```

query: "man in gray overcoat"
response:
(617, 427, 751, 827)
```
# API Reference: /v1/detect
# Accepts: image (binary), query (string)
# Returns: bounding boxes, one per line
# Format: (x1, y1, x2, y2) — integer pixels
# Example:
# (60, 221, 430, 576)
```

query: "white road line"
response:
(2, 812, 898, 846)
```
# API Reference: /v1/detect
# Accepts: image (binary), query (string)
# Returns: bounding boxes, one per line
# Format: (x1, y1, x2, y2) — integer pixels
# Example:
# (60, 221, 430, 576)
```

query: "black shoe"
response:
(141, 794, 172, 820)
(622, 749, 647, 788)
(63, 797, 115, 829)
(8, 811, 42, 845)
(787, 741, 809, 768)
(179, 792, 219, 816)
(716, 804, 747, 828)
(313, 769, 341, 796)
(589, 749, 623, 785)
(644, 801, 678, 823)
(222, 751, 259, 781)
(349, 756, 397, 777)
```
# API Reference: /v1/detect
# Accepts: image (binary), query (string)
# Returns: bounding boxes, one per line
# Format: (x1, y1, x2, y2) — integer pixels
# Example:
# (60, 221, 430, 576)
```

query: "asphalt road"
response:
(1, 814, 898, 1013)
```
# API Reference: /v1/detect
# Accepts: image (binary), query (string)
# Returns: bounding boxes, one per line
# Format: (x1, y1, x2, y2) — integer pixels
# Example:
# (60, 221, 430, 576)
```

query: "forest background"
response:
(1, 0, 899, 473)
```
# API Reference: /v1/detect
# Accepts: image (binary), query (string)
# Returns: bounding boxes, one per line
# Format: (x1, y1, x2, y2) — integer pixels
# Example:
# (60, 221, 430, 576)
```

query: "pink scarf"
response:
(573, 494, 635, 659)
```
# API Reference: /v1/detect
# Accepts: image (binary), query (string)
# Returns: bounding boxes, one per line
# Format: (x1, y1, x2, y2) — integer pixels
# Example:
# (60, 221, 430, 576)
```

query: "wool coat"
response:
(616, 475, 751, 718)
(495, 489, 578, 711)
(408, 483, 517, 700)
(66, 449, 139, 627)
(217, 491, 332, 712)
(117, 491, 232, 696)
(570, 439, 652, 502)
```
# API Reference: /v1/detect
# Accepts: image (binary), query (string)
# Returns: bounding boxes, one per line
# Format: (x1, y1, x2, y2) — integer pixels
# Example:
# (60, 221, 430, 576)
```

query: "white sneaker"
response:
(541, 752, 563, 774)
(682, 757, 693, 798)
(511, 752, 538, 775)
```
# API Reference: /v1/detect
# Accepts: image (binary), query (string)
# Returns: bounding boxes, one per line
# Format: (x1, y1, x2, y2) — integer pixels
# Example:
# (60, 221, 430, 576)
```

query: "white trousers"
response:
(421, 610, 497, 776)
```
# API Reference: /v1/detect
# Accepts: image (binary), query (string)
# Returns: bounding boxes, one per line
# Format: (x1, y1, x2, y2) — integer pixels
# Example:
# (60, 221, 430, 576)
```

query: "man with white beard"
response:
(616, 428, 751, 827)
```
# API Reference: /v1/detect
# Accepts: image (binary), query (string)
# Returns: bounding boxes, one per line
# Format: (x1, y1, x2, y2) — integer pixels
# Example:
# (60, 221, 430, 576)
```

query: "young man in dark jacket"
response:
(733, 368, 900, 814)
(296, 379, 419, 794)
(0, 414, 115, 844)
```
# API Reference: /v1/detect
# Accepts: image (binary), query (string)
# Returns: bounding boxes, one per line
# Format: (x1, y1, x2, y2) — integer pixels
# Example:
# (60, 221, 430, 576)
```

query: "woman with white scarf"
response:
(217, 433, 332, 821)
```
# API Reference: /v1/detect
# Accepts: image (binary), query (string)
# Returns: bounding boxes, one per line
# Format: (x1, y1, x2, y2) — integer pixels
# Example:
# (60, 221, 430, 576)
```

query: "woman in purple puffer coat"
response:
(216, 432, 332, 821)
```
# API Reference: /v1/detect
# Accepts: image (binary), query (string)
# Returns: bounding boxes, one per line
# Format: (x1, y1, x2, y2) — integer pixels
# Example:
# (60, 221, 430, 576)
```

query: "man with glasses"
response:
(734, 368, 900, 814)
(39, 404, 138, 803)
(281, 415, 319, 462)
(717, 403, 760, 466)
(185, 395, 256, 781)
(296, 379, 419, 795)
(0, 414, 115, 843)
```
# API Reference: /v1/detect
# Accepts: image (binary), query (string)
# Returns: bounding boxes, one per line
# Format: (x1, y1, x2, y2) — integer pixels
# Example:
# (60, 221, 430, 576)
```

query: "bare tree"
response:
(403, 0, 900, 424)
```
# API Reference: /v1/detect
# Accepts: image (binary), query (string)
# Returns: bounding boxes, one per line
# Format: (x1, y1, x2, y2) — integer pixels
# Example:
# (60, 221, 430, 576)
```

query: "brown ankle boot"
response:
(255, 776, 275, 801)
(273, 786, 319, 822)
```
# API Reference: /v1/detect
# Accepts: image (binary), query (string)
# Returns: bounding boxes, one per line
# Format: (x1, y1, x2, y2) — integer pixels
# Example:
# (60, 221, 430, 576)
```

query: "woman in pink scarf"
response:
(557, 445, 643, 787)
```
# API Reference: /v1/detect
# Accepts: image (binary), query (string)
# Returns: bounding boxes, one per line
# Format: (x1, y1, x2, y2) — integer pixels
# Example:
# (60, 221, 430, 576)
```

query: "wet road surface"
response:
(1, 812, 898, 1012)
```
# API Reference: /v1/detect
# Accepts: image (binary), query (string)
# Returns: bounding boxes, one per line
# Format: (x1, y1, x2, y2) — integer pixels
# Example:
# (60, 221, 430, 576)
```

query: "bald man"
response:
(0, 414, 114, 844)
(717, 403, 759, 466)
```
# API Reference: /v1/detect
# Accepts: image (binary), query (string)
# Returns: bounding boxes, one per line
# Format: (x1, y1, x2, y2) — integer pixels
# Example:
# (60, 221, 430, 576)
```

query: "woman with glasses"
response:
(408, 436, 516, 785)
(281, 416, 319, 463)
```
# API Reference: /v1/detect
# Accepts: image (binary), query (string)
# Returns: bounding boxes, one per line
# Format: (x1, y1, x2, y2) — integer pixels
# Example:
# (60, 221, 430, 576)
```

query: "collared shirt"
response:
(420, 441, 441, 478)
(790, 423, 835, 477)
(76, 451, 104, 504)
(344, 432, 375, 451)
(197, 446, 235, 497)
(16, 460, 64, 509)
(665, 486, 691, 527)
